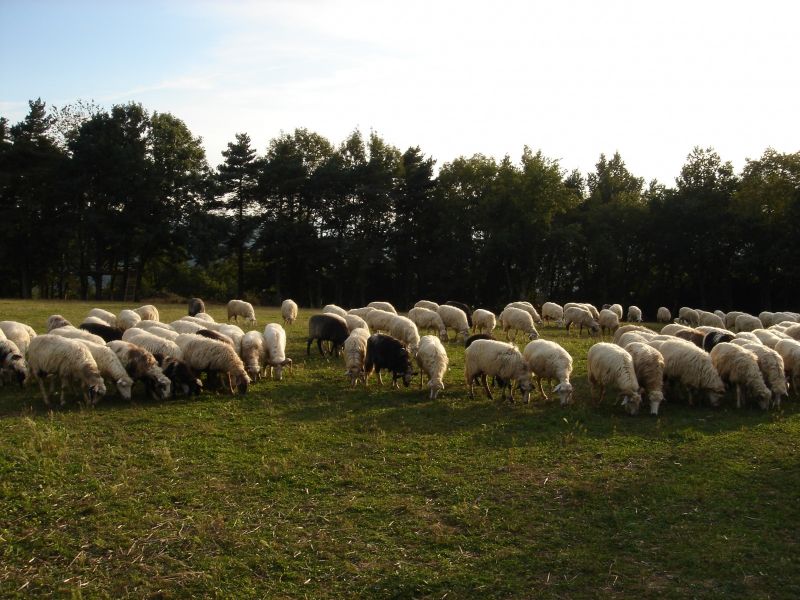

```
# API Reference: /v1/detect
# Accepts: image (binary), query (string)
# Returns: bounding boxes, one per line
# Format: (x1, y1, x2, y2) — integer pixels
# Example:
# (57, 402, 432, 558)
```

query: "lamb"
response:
(174, 334, 250, 395)
(724, 311, 745, 330)
(46, 315, 72, 331)
(364, 333, 416, 388)
(678, 307, 699, 327)
(464, 339, 531, 403)
(408, 307, 448, 341)
(307, 313, 349, 356)
(415, 335, 449, 400)
(657, 307, 672, 323)
(388, 315, 421, 356)
(79, 322, 123, 342)
(738, 341, 787, 408)
(263, 323, 292, 381)
(541, 302, 564, 326)
(122, 328, 183, 362)
(774, 339, 800, 397)
(133, 305, 160, 322)
(598, 309, 620, 336)
(49, 325, 105, 346)
(188, 297, 206, 317)
(322, 304, 348, 318)
(343, 328, 370, 386)
(116, 309, 142, 331)
(608, 303, 623, 320)
(107, 340, 172, 400)
(437, 304, 470, 342)
(414, 300, 439, 311)
(710, 342, 771, 410)
(647, 338, 725, 406)
(563, 306, 600, 337)
(364, 308, 397, 333)
(241, 330, 266, 381)
(226, 299, 256, 326)
(702, 330, 735, 352)
(622, 342, 665, 415)
(627, 306, 643, 323)
(0, 337, 28, 387)
(498, 306, 539, 341)
(697, 310, 725, 329)
(26, 335, 106, 406)
(344, 314, 370, 334)
(77, 340, 134, 400)
(522, 339, 573, 406)
(734, 314, 763, 332)
(87, 308, 117, 326)
(0, 320, 36, 355)
(445, 301, 473, 326)
(586, 343, 641, 415)
(280, 299, 298, 326)
(505, 302, 543, 325)
(471, 309, 497, 334)
(367, 301, 397, 314)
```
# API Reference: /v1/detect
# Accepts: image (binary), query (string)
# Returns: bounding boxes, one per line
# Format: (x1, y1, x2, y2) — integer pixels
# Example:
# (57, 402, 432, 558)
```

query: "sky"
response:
(2, 0, 798, 184)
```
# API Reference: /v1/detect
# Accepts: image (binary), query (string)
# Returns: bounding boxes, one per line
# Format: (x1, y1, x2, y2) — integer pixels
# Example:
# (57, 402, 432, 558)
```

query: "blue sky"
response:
(3, 0, 799, 182)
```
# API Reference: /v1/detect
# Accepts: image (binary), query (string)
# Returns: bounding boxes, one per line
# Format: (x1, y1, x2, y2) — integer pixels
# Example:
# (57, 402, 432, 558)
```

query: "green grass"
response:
(1, 299, 799, 598)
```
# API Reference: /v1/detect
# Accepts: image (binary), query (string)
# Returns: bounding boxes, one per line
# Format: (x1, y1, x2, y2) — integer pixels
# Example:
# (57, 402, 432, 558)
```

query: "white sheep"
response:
(522, 339, 573, 406)
(343, 328, 370, 386)
(437, 305, 470, 342)
(724, 311, 745, 330)
(107, 340, 172, 400)
(697, 310, 725, 329)
(49, 325, 105, 346)
(774, 339, 800, 397)
(77, 340, 134, 400)
(347, 306, 376, 319)
(414, 300, 440, 311)
(133, 305, 160, 322)
(408, 307, 448, 342)
(608, 303, 623, 320)
(586, 343, 641, 415)
(612, 324, 656, 344)
(263, 323, 292, 381)
(772, 311, 799, 324)
(627, 306, 643, 323)
(26, 334, 106, 406)
(388, 315, 421, 356)
(498, 306, 539, 341)
(738, 341, 787, 408)
(784, 324, 800, 341)
(563, 306, 600, 337)
(564, 302, 600, 320)
(464, 339, 532, 403)
(657, 307, 672, 323)
(323, 304, 348, 318)
(170, 320, 206, 334)
(344, 314, 370, 334)
(616, 331, 655, 348)
(714, 309, 727, 321)
(281, 299, 299, 326)
(86, 308, 117, 326)
(734, 331, 762, 344)
(660, 323, 691, 336)
(678, 307, 700, 327)
(710, 342, 771, 410)
(416, 335, 449, 400)
(45, 315, 72, 332)
(367, 301, 397, 314)
(241, 330, 267, 381)
(734, 314, 763, 332)
(226, 299, 256, 326)
(175, 334, 250, 394)
(194, 312, 216, 323)
(751, 328, 788, 349)
(598, 309, 620, 336)
(145, 326, 180, 342)
(0, 321, 36, 355)
(134, 319, 169, 332)
(364, 309, 397, 333)
(623, 342, 665, 415)
(758, 311, 775, 327)
(122, 328, 183, 361)
(505, 302, 543, 325)
(471, 309, 497, 334)
(0, 337, 28, 387)
(114, 309, 141, 330)
(648, 338, 725, 406)
(541, 302, 564, 326)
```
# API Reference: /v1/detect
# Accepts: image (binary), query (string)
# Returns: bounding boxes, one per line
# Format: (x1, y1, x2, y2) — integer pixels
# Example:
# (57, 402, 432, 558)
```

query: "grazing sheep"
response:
(437, 304, 470, 342)
(724, 311, 745, 330)
(586, 343, 641, 415)
(710, 342, 771, 410)
(133, 305, 160, 322)
(0, 338, 28, 388)
(160, 356, 203, 397)
(226, 299, 256, 326)
(499, 306, 539, 341)
(623, 342, 665, 415)
(344, 314, 369, 334)
(81, 315, 111, 327)
(195, 329, 235, 350)
(26, 335, 106, 406)
(784, 324, 800, 341)
(505, 302, 543, 325)
(87, 308, 117, 326)
(364, 333, 416, 388)
(674, 328, 705, 348)
(122, 328, 183, 362)
(445, 301, 473, 326)
(408, 307, 448, 342)
(734, 314, 763, 332)
(46, 315, 72, 332)
(608, 304, 623, 320)
(49, 326, 105, 346)
(734, 331, 762, 344)
(616, 331, 655, 349)
(657, 307, 672, 323)
(215, 324, 245, 356)
(106, 341, 172, 400)
(627, 306, 643, 323)
(647, 338, 725, 406)
(144, 326, 179, 342)
(465, 339, 531, 403)
(388, 315, 421, 356)
(178, 315, 215, 327)
(464, 333, 496, 348)
(415, 335, 449, 400)
(697, 310, 726, 329)
(0, 321, 36, 355)
(323, 304, 348, 318)
(188, 298, 206, 317)
(751, 328, 788, 349)
(758, 311, 775, 328)
(598, 309, 620, 336)
(678, 307, 700, 327)
(77, 340, 134, 400)
(307, 314, 349, 356)
(347, 306, 376, 319)
(170, 320, 206, 334)
(564, 302, 600, 320)
(522, 339, 573, 406)
(264, 323, 292, 381)
(194, 312, 215, 323)
(79, 322, 123, 342)
(471, 309, 497, 334)
(612, 324, 655, 345)
(660, 323, 691, 336)
(116, 309, 142, 331)
(774, 339, 800, 397)
(414, 300, 439, 311)
(174, 334, 250, 395)
(541, 302, 564, 326)
(241, 330, 266, 381)
(364, 309, 397, 333)
(739, 342, 788, 408)
(702, 330, 735, 352)
(281, 299, 299, 326)
(367, 301, 397, 314)
(563, 306, 600, 337)
(343, 328, 370, 387)
(772, 312, 799, 324)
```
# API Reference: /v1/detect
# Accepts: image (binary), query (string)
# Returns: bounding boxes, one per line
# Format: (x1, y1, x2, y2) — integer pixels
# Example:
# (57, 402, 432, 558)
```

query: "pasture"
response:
(1, 299, 799, 598)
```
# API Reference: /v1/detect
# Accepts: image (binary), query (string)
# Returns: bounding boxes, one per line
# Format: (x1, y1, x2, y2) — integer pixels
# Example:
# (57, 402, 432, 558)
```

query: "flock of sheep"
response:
(1, 297, 799, 417)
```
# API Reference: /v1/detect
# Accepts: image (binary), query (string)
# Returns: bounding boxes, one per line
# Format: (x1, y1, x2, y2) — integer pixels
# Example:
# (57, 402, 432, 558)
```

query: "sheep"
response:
(710, 342, 771, 410)
(612, 324, 655, 345)
(26, 335, 106, 406)
(647, 338, 725, 407)
(241, 330, 266, 381)
(307, 314, 349, 356)
(724, 311, 745, 330)
(216, 324, 245, 356)
(738, 341, 788, 408)
(281, 299, 299, 325)
(751, 328, 788, 349)
(170, 320, 206, 334)
(437, 304, 470, 342)
(322, 304, 348, 318)
(616, 331, 655, 349)
(0, 338, 28, 388)
(697, 310, 726, 329)
(415, 335, 449, 400)
(344, 314, 370, 334)
(541, 302, 564, 326)
(522, 339, 573, 406)
(364, 308, 397, 333)
(774, 339, 800, 397)
(116, 309, 142, 331)
(177, 315, 214, 327)
(499, 306, 539, 341)
(87, 308, 117, 326)
(657, 307, 672, 323)
(133, 305, 160, 322)
(772, 312, 799, 324)
(734, 314, 763, 333)
(445, 301, 473, 326)
(388, 315, 421, 356)
(678, 307, 699, 327)
(343, 328, 370, 386)
(408, 307, 448, 342)
(347, 306, 376, 319)
(734, 331, 762, 344)
(188, 297, 206, 317)
(464, 333, 495, 348)
(195, 329, 235, 348)
(414, 300, 439, 311)
(598, 309, 620, 336)
(226, 299, 256, 326)
(627, 306, 643, 323)
(46, 314, 72, 332)
(702, 330, 735, 352)
(563, 306, 600, 337)
(194, 312, 215, 323)
(758, 311, 775, 328)
(49, 326, 105, 346)
(364, 333, 416, 388)
(623, 342, 665, 415)
(564, 302, 600, 320)
(264, 323, 292, 381)
(471, 309, 497, 334)
(660, 323, 691, 336)
(586, 343, 641, 415)
(608, 303, 623, 320)
(464, 339, 531, 403)
(674, 328, 705, 348)
(160, 356, 203, 397)
(122, 328, 183, 362)
(77, 340, 134, 400)
(145, 326, 179, 342)
(106, 341, 172, 400)
(784, 324, 800, 341)
(79, 322, 123, 342)
(714, 309, 727, 321)
(135, 319, 169, 331)
(367, 301, 397, 314)
(505, 302, 543, 325)
(0, 320, 36, 355)
(174, 334, 250, 395)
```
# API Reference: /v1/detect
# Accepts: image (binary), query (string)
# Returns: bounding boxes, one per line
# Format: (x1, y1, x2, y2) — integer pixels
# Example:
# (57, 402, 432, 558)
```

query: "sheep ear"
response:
(620, 397, 630, 406)
(553, 383, 563, 392)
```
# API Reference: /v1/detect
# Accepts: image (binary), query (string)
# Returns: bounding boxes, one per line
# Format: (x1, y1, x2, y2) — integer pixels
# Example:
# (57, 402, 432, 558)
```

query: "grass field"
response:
(1, 299, 799, 598)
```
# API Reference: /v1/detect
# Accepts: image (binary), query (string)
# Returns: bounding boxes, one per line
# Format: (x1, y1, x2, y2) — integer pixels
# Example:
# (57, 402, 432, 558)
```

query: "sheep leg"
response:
(317, 339, 325, 356)
(306, 339, 313, 356)
(37, 377, 51, 406)
(376, 370, 383, 386)
(537, 377, 548, 400)
(60, 380, 68, 406)
(481, 374, 493, 400)
(736, 385, 743, 409)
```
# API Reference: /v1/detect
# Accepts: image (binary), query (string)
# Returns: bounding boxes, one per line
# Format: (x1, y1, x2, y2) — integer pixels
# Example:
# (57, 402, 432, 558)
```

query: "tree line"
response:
(1, 98, 798, 315)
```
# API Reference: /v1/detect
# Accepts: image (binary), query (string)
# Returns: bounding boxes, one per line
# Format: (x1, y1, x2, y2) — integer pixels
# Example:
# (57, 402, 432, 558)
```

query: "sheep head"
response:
(553, 382, 573, 406)
(620, 392, 642, 415)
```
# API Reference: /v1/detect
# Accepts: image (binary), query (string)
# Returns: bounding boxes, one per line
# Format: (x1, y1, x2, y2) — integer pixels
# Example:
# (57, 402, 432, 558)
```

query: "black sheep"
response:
(364, 333, 417, 388)
(79, 322, 123, 342)
(445, 301, 473, 326)
(307, 314, 349, 356)
(161, 356, 203, 397)
(702, 331, 735, 353)
(188, 297, 205, 317)
(464, 333, 495, 348)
